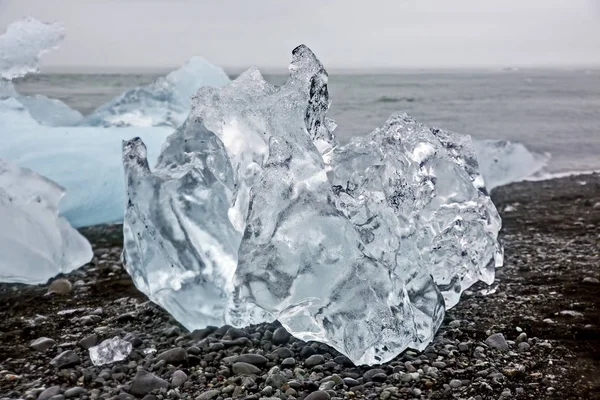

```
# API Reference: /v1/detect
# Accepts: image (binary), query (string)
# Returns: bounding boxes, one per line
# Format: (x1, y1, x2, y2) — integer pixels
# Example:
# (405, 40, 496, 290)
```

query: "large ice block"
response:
(0, 159, 92, 284)
(122, 45, 503, 365)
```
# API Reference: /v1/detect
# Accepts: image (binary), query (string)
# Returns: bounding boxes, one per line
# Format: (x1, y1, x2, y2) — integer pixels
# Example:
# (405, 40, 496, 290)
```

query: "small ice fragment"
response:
(143, 348, 157, 355)
(479, 284, 499, 296)
(89, 336, 132, 366)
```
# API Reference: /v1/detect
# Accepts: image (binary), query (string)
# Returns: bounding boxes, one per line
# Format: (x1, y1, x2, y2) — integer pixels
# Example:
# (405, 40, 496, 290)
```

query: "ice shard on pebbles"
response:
(122, 45, 503, 365)
(89, 337, 132, 366)
(0, 159, 92, 284)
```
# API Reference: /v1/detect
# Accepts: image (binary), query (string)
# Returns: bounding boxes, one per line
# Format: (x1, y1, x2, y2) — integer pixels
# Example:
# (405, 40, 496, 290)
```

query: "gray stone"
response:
(224, 327, 248, 339)
(50, 350, 80, 368)
(449, 379, 462, 388)
(156, 347, 188, 365)
(171, 370, 188, 388)
(232, 362, 261, 375)
(515, 332, 528, 344)
(236, 354, 268, 366)
(195, 390, 220, 400)
(130, 370, 169, 396)
(344, 378, 360, 387)
(583, 277, 599, 284)
(190, 326, 218, 341)
(281, 357, 296, 367)
(305, 391, 331, 400)
(305, 354, 325, 367)
(48, 396, 64, 400)
(518, 342, 531, 352)
(485, 333, 509, 351)
(64, 387, 86, 398)
(38, 386, 61, 400)
(30, 337, 56, 352)
(272, 327, 291, 345)
(124, 333, 143, 348)
(300, 346, 317, 358)
(78, 334, 99, 350)
(271, 347, 293, 359)
(363, 368, 386, 382)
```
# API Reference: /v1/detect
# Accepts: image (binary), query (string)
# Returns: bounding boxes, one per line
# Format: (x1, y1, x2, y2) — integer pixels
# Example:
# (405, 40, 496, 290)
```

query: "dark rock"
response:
(124, 333, 143, 347)
(190, 326, 218, 341)
(300, 346, 317, 358)
(333, 355, 354, 367)
(232, 362, 261, 375)
(343, 377, 360, 387)
(30, 337, 56, 352)
(225, 327, 248, 339)
(130, 370, 169, 396)
(214, 325, 232, 337)
(305, 391, 331, 400)
(196, 389, 220, 400)
(485, 333, 509, 351)
(305, 354, 325, 367)
(236, 354, 268, 366)
(272, 327, 291, 345)
(50, 350, 80, 368)
(272, 347, 293, 359)
(78, 334, 99, 350)
(38, 386, 61, 400)
(171, 370, 187, 387)
(156, 347, 188, 365)
(64, 387, 86, 398)
(363, 369, 386, 382)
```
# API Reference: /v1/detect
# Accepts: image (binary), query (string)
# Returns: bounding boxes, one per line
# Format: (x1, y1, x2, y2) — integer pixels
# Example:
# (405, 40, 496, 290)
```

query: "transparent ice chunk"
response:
(119, 45, 503, 365)
(89, 336, 133, 366)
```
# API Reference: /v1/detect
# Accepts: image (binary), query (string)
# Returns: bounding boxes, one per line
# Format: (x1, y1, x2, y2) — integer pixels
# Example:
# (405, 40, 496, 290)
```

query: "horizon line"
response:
(39, 64, 600, 74)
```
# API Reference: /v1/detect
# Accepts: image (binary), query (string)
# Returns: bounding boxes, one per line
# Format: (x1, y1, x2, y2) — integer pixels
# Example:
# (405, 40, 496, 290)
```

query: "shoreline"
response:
(1, 173, 599, 399)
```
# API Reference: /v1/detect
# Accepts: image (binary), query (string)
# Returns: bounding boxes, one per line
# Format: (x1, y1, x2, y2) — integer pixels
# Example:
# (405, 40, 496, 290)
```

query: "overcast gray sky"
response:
(1, 0, 599, 70)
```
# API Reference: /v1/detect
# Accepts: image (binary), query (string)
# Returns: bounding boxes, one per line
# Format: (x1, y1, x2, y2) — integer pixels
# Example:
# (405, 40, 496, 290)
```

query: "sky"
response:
(1, 0, 599, 70)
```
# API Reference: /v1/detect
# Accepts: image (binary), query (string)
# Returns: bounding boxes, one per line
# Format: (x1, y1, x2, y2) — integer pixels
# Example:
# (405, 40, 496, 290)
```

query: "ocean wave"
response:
(376, 95, 417, 103)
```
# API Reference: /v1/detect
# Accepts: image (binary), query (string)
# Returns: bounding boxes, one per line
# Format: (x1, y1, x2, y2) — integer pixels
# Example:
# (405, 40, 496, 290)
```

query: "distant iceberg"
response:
(473, 140, 550, 191)
(81, 56, 231, 128)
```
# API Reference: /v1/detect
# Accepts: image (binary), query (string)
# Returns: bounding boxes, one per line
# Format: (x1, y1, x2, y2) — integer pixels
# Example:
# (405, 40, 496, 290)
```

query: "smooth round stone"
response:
(272, 327, 291, 345)
(38, 386, 61, 400)
(171, 370, 188, 387)
(305, 354, 325, 367)
(449, 379, 462, 388)
(236, 353, 268, 366)
(305, 391, 331, 400)
(232, 362, 261, 375)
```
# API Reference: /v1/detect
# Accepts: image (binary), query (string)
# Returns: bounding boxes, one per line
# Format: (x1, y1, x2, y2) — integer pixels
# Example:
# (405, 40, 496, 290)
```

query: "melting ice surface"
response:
(0, 156, 92, 284)
(122, 45, 503, 365)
